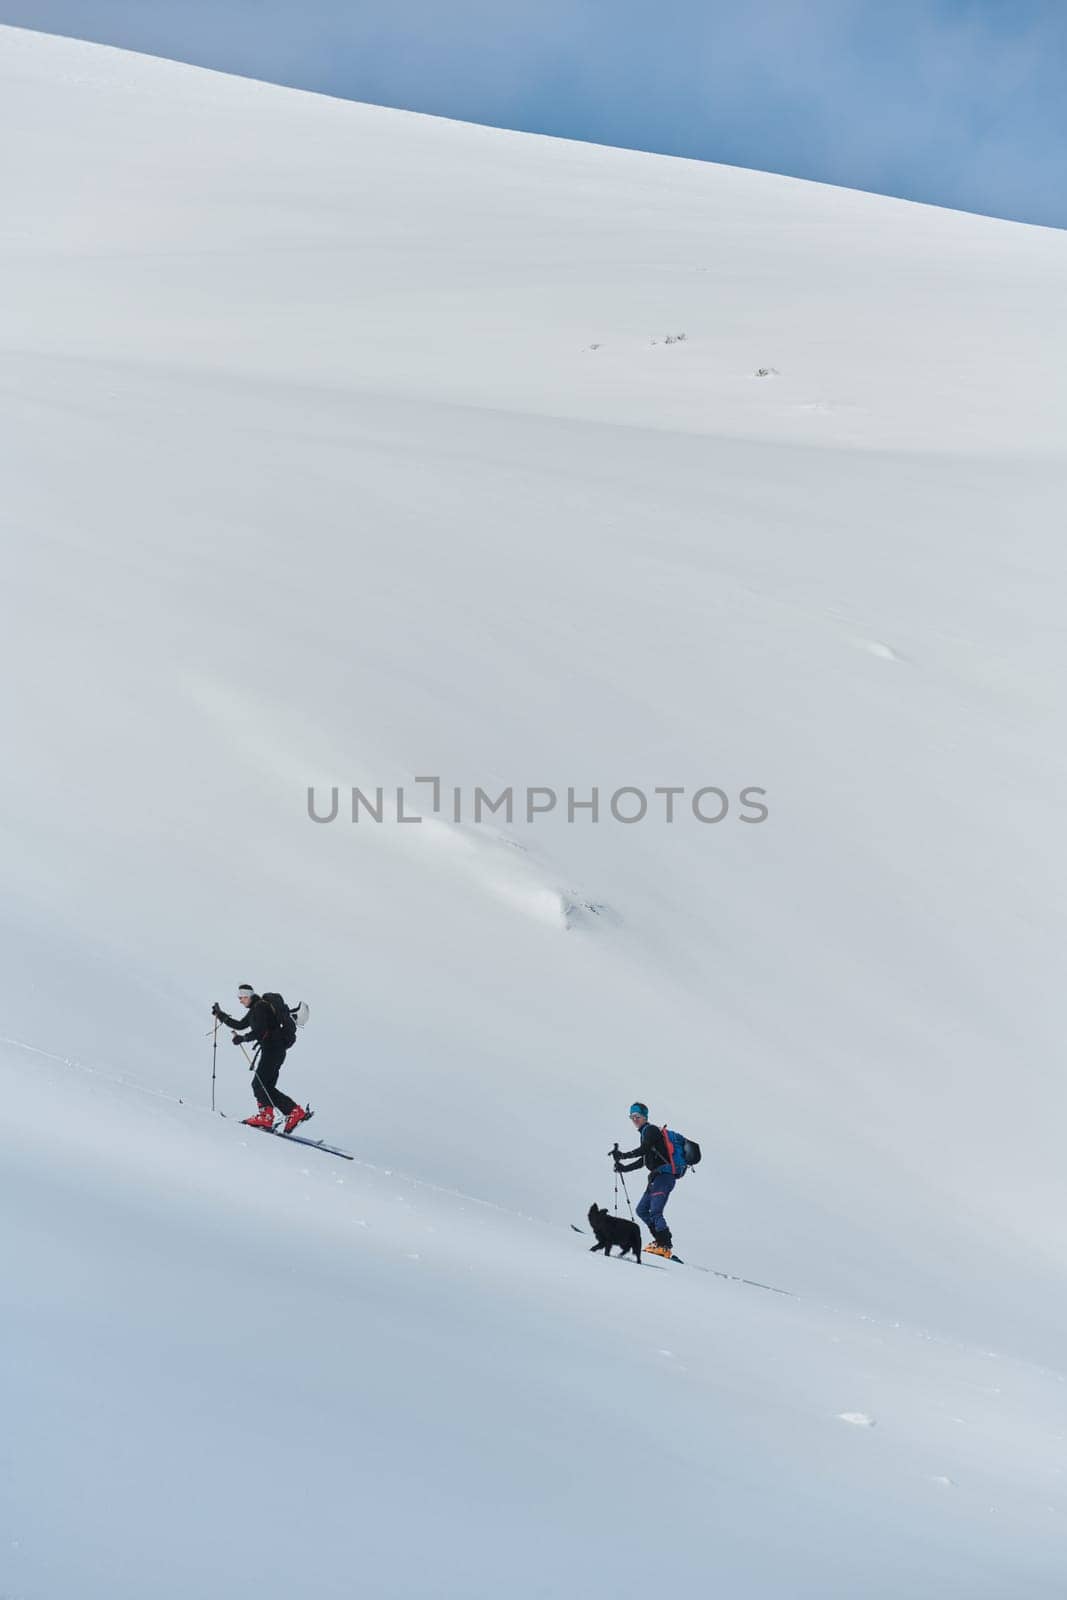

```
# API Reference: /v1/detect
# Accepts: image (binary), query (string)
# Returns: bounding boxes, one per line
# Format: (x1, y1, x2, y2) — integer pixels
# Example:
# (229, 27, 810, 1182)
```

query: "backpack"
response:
(661, 1126, 701, 1178)
(261, 992, 302, 1050)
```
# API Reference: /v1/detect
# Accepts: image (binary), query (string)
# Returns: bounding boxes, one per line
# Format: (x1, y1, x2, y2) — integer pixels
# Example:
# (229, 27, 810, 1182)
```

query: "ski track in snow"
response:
(6, 1033, 1064, 1393)
(5, 1041, 1067, 1596)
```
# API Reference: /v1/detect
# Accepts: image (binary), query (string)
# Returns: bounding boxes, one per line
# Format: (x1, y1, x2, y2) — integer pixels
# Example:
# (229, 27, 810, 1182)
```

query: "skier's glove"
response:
(211, 1002, 222, 1019)
(231, 1033, 247, 1046)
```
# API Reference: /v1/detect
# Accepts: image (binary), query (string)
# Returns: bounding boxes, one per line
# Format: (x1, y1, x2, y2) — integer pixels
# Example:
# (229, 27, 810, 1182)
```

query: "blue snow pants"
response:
(636, 1172, 675, 1245)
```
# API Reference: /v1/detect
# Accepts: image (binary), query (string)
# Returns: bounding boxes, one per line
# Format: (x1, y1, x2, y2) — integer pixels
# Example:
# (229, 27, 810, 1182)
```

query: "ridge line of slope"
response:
(5, 22, 1067, 238)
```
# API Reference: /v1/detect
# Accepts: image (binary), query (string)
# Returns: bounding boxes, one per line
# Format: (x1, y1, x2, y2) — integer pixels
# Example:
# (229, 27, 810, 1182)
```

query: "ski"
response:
(221, 1110, 354, 1161)
(570, 1227, 794, 1295)
(669, 1258, 795, 1296)
(261, 1127, 354, 1161)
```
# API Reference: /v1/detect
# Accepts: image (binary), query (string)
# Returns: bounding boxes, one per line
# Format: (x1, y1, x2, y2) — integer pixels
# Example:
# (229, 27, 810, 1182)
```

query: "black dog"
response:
(587, 1203, 642, 1263)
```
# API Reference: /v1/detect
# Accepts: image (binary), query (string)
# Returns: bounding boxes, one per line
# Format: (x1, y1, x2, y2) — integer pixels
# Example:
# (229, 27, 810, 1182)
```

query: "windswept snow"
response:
(2, 23, 1066, 1599)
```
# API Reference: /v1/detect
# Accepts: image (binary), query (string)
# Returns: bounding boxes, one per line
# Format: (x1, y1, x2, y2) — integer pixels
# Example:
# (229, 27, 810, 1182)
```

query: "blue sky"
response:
(4, 0, 1065, 227)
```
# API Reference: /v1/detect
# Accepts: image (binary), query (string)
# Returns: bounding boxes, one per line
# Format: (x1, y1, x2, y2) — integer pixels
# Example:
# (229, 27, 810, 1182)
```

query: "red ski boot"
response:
(243, 1104, 275, 1131)
(283, 1104, 312, 1135)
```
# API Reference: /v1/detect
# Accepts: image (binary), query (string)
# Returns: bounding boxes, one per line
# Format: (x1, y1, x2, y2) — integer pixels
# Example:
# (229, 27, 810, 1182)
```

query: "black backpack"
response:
(261, 992, 298, 1049)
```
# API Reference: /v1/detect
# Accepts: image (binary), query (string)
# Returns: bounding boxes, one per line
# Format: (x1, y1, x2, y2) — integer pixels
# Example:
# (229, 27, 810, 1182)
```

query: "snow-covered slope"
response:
(2, 24, 1066, 1598)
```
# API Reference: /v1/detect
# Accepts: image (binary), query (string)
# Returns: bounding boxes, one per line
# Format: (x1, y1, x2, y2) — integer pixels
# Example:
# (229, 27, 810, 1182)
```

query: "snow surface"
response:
(2, 23, 1066, 1599)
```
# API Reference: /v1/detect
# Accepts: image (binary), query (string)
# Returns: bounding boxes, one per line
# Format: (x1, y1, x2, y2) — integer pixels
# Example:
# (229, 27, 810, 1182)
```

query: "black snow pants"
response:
(252, 1045, 297, 1118)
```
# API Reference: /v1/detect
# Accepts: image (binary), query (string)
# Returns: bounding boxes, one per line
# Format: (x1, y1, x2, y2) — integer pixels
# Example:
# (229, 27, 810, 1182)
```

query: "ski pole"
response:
(211, 1017, 218, 1112)
(608, 1143, 636, 1222)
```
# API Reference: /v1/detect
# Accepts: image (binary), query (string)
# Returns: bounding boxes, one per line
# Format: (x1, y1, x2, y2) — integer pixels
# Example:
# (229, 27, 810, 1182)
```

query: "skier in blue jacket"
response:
(614, 1102, 676, 1258)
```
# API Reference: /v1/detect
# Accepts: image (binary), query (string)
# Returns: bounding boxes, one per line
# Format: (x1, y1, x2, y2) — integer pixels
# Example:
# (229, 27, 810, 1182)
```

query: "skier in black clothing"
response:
(212, 985, 309, 1134)
(614, 1102, 676, 1258)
